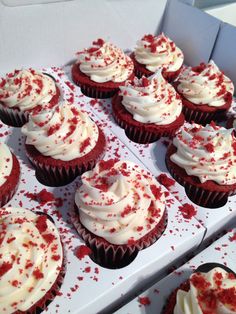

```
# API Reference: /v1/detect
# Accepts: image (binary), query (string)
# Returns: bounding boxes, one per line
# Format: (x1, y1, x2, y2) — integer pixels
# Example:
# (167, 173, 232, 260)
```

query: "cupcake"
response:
(112, 70, 185, 143)
(0, 207, 64, 314)
(174, 60, 234, 125)
(71, 38, 134, 98)
(0, 69, 61, 127)
(21, 101, 106, 186)
(166, 122, 236, 208)
(162, 263, 236, 314)
(0, 142, 20, 207)
(130, 33, 184, 82)
(71, 159, 167, 268)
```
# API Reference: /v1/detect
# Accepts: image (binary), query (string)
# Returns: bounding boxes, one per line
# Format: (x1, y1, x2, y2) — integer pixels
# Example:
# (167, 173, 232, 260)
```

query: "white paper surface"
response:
(115, 227, 236, 314)
(0, 67, 205, 314)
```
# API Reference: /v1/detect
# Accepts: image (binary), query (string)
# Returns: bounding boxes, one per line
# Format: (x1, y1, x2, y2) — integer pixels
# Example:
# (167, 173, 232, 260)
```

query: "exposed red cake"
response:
(25, 126, 106, 187)
(71, 63, 135, 99)
(130, 52, 182, 82)
(0, 153, 20, 207)
(166, 144, 236, 208)
(112, 94, 185, 143)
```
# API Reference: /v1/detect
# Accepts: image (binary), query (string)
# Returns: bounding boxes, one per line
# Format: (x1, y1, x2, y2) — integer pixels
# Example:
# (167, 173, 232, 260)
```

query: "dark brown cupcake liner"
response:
(0, 103, 29, 127)
(182, 105, 221, 126)
(166, 157, 236, 208)
(79, 84, 118, 99)
(113, 110, 184, 144)
(26, 148, 105, 187)
(71, 205, 168, 268)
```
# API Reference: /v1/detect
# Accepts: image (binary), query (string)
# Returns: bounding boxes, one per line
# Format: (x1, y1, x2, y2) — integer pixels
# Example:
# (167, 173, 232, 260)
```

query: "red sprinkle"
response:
(75, 245, 92, 260)
(37, 189, 55, 204)
(157, 173, 175, 189)
(138, 297, 151, 306)
(178, 203, 197, 219)
(0, 262, 12, 277)
(33, 268, 44, 280)
(36, 215, 48, 233)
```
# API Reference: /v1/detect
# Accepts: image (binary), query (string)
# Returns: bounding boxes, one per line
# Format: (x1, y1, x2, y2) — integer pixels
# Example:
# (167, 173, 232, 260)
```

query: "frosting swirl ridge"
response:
(75, 159, 165, 245)
(134, 33, 184, 72)
(22, 101, 99, 161)
(0, 207, 63, 314)
(76, 39, 134, 83)
(0, 69, 57, 111)
(177, 60, 234, 107)
(171, 122, 236, 185)
(119, 70, 182, 125)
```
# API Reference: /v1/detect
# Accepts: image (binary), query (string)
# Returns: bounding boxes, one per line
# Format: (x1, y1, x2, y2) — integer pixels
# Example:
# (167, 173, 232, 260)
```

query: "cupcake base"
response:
(112, 94, 185, 144)
(166, 144, 236, 208)
(0, 86, 61, 128)
(71, 204, 168, 269)
(25, 127, 106, 187)
(173, 82, 232, 125)
(0, 153, 20, 207)
(71, 63, 134, 99)
(130, 53, 182, 82)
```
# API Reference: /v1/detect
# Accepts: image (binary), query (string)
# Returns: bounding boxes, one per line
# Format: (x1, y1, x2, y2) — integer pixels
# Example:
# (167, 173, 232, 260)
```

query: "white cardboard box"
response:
(0, 68, 205, 314)
(0, 0, 236, 313)
(115, 226, 236, 314)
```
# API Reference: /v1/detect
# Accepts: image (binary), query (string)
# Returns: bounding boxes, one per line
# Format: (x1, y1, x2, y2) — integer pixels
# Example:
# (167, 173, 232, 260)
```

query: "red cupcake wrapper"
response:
(14, 250, 66, 314)
(0, 85, 61, 127)
(166, 153, 236, 208)
(0, 153, 20, 207)
(71, 205, 168, 268)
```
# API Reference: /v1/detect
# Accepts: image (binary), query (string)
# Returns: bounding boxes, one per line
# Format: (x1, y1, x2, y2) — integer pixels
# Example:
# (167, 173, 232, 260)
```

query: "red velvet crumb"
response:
(138, 297, 151, 306)
(178, 203, 197, 219)
(75, 245, 92, 260)
(157, 173, 175, 189)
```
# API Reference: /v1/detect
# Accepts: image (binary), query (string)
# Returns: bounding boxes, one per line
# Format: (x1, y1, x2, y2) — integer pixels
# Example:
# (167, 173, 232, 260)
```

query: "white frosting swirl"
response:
(76, 39, 134, 83)
(0, 143, 13, 186)
(134, 33, 183, 72)
(0, 207, 63, 314)
(75, 160, 165, 245)
(119, 70, 182, 125)
(0, 69, 57, 111)
(177, 60, 234, 107)
(174, 267, 236, 314)
(171, 123, 236, 185)
(21, 101, 99, 161)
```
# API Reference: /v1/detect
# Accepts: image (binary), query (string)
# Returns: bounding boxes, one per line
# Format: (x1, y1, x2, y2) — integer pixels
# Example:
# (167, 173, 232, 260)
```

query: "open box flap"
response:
(162, 0, 221, 66)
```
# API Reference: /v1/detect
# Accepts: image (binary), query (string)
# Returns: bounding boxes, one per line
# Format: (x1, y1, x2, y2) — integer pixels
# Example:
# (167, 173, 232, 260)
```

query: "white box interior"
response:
(0, 68, 205, 314)
(115, 226, 236, 313)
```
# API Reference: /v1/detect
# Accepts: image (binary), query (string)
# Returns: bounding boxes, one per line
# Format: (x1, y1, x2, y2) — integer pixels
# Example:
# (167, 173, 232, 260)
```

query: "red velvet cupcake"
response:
(130, 33, 184, 82)
(0, 207, 65, 314)
(166, 122, 236, 208)
(174, 61, 234, 125)
(112, 71, 184, 143)
(21, 101, 106, 186)
(0, 142, 20, 207)
(71, 38, 134, 98)
(162, 264, 236, 314)
(0, 69, 61, 127)
(71, 159, 167, 268)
